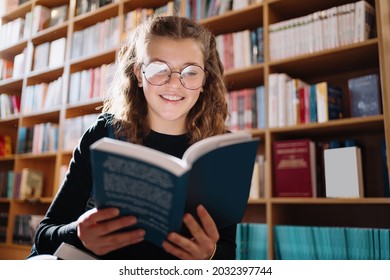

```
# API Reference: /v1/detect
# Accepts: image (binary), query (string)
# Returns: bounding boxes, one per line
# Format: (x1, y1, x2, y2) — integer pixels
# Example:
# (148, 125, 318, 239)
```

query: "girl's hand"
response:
(162, 204, 219, 259)
(77, 207, 145, 255)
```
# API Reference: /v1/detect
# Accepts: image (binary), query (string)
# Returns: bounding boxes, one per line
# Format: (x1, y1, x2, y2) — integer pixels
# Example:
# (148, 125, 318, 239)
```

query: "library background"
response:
(0, 0, 389, 260)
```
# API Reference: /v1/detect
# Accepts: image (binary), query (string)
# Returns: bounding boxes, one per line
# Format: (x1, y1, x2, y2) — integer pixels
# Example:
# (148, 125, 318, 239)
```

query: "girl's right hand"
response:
(77, 207, 145, 256)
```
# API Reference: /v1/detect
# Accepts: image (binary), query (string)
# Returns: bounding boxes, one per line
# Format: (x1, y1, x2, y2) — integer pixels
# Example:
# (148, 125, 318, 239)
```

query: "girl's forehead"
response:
(145, 36, 204, 65)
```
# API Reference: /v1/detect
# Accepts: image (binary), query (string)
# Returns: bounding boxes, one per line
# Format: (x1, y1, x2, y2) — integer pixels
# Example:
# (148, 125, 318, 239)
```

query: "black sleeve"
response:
(213, 224, 237, 260)
(33, 113, 112, 255)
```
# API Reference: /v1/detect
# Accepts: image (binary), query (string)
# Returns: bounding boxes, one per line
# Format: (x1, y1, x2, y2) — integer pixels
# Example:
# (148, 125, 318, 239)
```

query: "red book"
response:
(273, 139, 317, 197)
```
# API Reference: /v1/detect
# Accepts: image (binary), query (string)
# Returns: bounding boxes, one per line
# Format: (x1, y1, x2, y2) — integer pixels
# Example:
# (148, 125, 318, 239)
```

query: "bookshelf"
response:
(0, 0, 389, 260)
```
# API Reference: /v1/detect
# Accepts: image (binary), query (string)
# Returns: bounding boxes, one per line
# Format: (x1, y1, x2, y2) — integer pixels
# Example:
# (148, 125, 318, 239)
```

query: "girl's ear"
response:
(134, 64, 143, 87)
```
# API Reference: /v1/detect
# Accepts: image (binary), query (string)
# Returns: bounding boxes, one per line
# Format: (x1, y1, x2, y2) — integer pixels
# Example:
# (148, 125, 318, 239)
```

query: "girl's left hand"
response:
(162, 204, 219, 260)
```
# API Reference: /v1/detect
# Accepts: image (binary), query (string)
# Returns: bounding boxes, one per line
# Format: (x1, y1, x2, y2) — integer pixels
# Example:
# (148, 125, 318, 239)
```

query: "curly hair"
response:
(103, 15, 228, 144)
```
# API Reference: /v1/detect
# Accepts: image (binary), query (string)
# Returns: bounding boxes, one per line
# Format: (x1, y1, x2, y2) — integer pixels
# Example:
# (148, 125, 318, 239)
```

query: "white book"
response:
(54, 242, 98, 260)
(49, 37, 66, 68)
(354, 0, 375, 43)
(324, 146, 364, 198)
(33, 42, 50, 71)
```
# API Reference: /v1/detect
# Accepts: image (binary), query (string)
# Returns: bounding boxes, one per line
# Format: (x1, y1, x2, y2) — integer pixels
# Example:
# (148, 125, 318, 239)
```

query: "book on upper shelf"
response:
(324, 146, 364, 198)
(90, 132, 259, 247)
(18, 168, 44, 200)
(49, 4, 68, 27)
(348, 73, 382, 117)
(273, 139, 317, 197)
(316, 81, 343, 123)
(31, 5, 51, 35)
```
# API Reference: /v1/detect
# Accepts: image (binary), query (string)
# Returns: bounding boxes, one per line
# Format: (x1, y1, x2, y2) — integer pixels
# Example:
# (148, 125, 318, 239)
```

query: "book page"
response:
(91, 137, 188, 176)
(182, 131, 253, 165)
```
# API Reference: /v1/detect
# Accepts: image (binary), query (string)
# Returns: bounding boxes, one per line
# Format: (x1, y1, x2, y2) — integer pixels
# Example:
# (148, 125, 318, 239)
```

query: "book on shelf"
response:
(316, 81, 343, 123)
(31, 5, 51, 35)
(324, 146, 364, 198)
(48, 37, 66, 68)
(90, 132, 259, 247)
(273, 139, 317, 197)
(0, 135, 12, 156)
(348, 73, 382, 117)
(0, 59, 13, 80)
(354, 0, 376, 43)
(0, 170, 14, 198)
(33, 42, 50, 71)
(18, 168, 44, 200)
(49, 4, 68, 27)
(13, 214, 44, 245)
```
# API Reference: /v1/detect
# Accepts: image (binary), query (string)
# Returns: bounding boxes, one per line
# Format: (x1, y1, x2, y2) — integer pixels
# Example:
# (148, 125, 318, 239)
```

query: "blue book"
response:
(348, 74, 382, 117)
(256, 86, 266, 129)
(309, 84, 317, 122)
(90, 132, 259, 248)
(248, 223, 267, 260)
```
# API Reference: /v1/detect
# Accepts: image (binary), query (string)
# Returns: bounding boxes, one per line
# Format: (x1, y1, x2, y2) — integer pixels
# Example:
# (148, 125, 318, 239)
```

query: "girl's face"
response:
(135, 36, 204, 135)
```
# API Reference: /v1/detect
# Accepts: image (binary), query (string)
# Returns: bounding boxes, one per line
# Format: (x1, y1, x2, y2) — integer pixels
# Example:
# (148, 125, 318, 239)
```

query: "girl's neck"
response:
(150, 119, 187, 135)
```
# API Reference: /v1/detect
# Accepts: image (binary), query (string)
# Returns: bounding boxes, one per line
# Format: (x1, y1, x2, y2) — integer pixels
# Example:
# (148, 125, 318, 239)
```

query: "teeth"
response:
(161, 95, 183, 101)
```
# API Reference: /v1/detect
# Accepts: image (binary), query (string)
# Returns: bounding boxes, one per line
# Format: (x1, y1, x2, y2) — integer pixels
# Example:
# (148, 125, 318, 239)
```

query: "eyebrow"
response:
(147, 58, 204, 69)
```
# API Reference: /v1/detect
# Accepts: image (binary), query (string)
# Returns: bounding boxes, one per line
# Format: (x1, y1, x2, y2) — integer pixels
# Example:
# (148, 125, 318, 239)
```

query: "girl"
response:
(31, 15, 235, 260)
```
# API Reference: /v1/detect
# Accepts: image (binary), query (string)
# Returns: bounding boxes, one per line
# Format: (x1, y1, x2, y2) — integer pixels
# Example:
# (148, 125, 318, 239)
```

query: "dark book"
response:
(90, 132, 259, 247)
(273, 139, 317, 197)
(348, 73, 382, 117)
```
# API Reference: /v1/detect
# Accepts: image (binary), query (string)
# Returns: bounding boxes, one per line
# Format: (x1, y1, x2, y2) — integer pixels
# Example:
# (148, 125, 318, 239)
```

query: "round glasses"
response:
(142, 61, 206, 90)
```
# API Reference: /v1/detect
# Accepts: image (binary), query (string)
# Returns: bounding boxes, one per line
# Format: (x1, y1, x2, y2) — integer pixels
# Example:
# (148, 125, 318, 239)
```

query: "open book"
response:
(90, 131, 259, 247)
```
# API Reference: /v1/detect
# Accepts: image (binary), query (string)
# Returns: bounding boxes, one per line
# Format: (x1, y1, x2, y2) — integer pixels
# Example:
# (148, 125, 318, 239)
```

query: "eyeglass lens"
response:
(143, 61, 205, 90)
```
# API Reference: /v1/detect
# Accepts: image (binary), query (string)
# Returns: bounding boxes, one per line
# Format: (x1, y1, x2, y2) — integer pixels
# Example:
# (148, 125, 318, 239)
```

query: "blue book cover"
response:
(309, 84, 317, 122)
(348, 73, 382, 117)
(90, 132, 259, 247)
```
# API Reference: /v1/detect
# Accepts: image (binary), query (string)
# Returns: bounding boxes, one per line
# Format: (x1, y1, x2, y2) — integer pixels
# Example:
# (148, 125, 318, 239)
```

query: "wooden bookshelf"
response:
(0, 0, 389, 260)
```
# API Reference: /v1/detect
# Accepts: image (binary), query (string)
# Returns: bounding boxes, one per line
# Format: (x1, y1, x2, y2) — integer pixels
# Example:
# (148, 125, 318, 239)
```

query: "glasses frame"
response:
(141, 61, 206, 90)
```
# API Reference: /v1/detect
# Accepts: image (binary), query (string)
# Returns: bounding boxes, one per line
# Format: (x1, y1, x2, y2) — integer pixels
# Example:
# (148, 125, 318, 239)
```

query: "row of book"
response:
(0, 211, 8, 243)
(274, 225, 390, 260)
(12, 214, 44, 245)
(1, 167, 45, 201)
(0, 94, 20, 119)
(17, 123, 59, 155)
(226, 86, 265, 131)
(0, 4, 68, 51)
(71, 16, 120, 61)
(23, 77, 63, 114)
(273, 138, 389, 198)
(268, 73, 382, 128)
(12, 168, 44, 200)
(216, 27, 264, 71)
(269, 0, 376, 60)
(236, 223, 267, 260)
(68, 64, 116, 105)
(33, 38, 67, 72)
(166, 0, 263, 21)
(2, 46, 29, 80)
(76, 0, 117, 16)
(0, 0, 24, 16)
(63, 113, 100, 151)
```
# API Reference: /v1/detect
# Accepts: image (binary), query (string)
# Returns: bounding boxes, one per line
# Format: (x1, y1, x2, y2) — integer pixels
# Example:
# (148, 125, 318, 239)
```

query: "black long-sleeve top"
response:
(32, 113, 236, 259)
